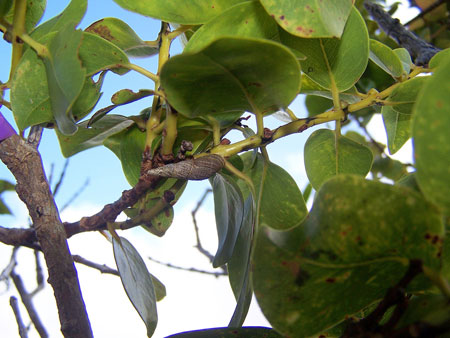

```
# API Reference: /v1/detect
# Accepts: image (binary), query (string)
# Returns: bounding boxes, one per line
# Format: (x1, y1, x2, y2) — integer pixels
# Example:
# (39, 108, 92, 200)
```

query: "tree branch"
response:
(0, 135, 93, 338)
(364, 1, 441, 65)
(10, 296, 29, 338)
(72, 255, 119, 276)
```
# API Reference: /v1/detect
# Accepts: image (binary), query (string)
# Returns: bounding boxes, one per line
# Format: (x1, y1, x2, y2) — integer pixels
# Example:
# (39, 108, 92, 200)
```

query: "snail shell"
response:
(147, 154, 225, 180)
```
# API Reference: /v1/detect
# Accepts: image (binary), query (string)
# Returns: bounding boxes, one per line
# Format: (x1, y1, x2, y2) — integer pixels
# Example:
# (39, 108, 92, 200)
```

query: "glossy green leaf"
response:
(79, 32, 130, 76)
(112, 0, 245, 24)
(104, 125, 146, 186)
(210, 173, 244, 268)
(72, 74, 105, 122)
(304, 129, 373, 190)
(369, 39, 404, 78)
(184, 1, 279, 53)
(56, 115, 134, 157)
(142, 201, 174, 237)
(161, 37, 300, 118)
(413, 57, 450, 213)
(238, 152, 307, 230)
(166, 327, 282, 338)
(113, 237, 158, 337)
(228, 195, 254, 327)
(86, 17, 158, 57)
(259, 0, 352, 38)
(42, 22, 86, 135)
(111, 89, 154, 105)
(281, 7, 368, 91)
(429, 48, 450, 69)
(393, 48, 412, 75)
(300, 77, 361, 104)
(253, 175, 444, 337)
(31, 0, 86, 40)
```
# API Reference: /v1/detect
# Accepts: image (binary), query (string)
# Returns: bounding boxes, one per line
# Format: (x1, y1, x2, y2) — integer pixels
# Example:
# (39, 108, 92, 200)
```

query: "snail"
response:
(147, 154, 225, 180)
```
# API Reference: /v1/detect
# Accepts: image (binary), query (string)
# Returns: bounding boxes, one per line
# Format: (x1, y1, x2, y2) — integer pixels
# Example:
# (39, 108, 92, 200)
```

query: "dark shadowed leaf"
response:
(113, 237, 158, 336)
(413, 57, 450, 213)
(56, 115, 134, 157)
(161, 37, 300, 118)
(86, 17, 158, 57)
(259, 0, 352, 38)
(166, 327, 282, 337)
(103, 125, 146, 185)
(252, 175, 444, 337)
(210, 173, 244, 268)
(280, 8, 368, 91)
(3, 0, 46, 32)
(304, 129, 373, 190)
(228, 195, 254, 327)
(112, 0, 245, 24)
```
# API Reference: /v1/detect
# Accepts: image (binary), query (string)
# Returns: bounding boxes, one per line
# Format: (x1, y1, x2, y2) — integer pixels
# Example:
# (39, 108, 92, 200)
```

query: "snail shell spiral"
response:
(147, 154, 225, 180)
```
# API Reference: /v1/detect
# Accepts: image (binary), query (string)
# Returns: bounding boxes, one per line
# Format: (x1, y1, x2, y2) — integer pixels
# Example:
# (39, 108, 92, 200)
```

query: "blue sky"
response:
(0, 1, 418, 337)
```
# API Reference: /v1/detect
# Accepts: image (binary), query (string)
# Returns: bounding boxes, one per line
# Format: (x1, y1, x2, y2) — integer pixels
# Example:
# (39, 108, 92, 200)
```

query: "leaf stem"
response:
(224, 160, 256, 198)
(167, 25, 194, 41)
(255, 111, 264, 137)
(161, 105, 177, 156)
(9, 0, 28, 81)
(121, 63, 158, 82)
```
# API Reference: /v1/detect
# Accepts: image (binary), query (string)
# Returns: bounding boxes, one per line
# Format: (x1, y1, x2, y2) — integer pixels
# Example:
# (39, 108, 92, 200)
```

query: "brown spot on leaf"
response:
(295, 269, 311, 286)
(279, 15, 285, 20)
(305, 5, 314, 13)
(432, 235, 439, 244)
(325, 277, 336, 283)
(248, 82, 262, 87)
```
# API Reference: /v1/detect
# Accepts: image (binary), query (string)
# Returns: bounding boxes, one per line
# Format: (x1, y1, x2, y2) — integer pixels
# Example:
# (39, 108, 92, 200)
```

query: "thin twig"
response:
(364, 1, 441, 65)
(60, 178, 90, 212)
(52, 159, 69, 197)
(404, 0, 447, 27)
(11, 270, 48, 338)
(72, 255, 119, 276)
(191, 188, 215, 262)
(148, 256, 227, 278)
(29, 250, 44, 298)
(355, 117, 386, 154)
(10, 296, 29, 338)
(0, 246, 19, 283)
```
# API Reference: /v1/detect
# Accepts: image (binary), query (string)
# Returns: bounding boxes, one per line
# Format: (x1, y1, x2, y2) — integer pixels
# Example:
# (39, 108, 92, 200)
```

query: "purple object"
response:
(0, 112, 16, 141)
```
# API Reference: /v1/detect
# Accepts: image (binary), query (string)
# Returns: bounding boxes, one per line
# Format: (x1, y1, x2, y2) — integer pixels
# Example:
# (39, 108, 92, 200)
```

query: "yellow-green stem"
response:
(167, 25, 194, 41)
(161, 106, 178, 156)
(224, 160, 256, 198)
(255, 112, 264, 137)
(9, 0, 28, 81)
(207, 116, 221, 146)
(121, 63, 159, 82)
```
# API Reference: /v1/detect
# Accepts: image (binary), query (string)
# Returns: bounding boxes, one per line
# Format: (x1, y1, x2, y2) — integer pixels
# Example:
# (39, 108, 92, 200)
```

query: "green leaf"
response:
(280, 7, 368, 91)
(0, 198, 12, 215)
(210, 173, 244, 268)
(78, 32, 130, 76)
(252, 175, 444, 337)
(259, 0, 352, 38)
(103, 125, 145, 186)
(369, 39, 404, 78)
(111, 89, 154, 105)
(112, 0, 245, 24)
(86, 17, 158, 58)
(4, 0, 46, 33)
(161, 37, 300, 118)
(305, 94, 332, 117)
(56, 115, 134, 157)
(31, 0, 86, 40)
(42, 22, 86, 135)
(371, 157, 407, 181)
(393, 48, 412, 75)
(72, 74, 105, 122)
(113, 237, 158, 337)
(304, 129, 373, 190)
(429, 48, 450, 69)
(166, 327, 282, 338)
(238, 152, 307, 230)
(413, 57, 450, 214)
(228, 195, 254, 327)
(0, 180, 15, 215)
(184, 1, 279, 53)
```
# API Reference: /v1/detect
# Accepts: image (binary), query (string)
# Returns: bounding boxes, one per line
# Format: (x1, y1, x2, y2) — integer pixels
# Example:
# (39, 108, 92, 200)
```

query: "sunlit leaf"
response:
(429, 48, 450, 69)
(113, 237, 158, 336)
(304, 129, 373, 189)
(393, 48, 412, 75)
(280, 7, 368, 91)
(112, 0, 245, 24)
(259, 0, 353, 38)
(369, 39, 404, 78)
(413, 57, 450, 213)
(253, 175, 444, 337)
(184, 1, 279, 53)
(4, 0, 46, 33)
(161, 37, 300, 118)
(86, 17, 158, 57)
(210, 173, 244, 268)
